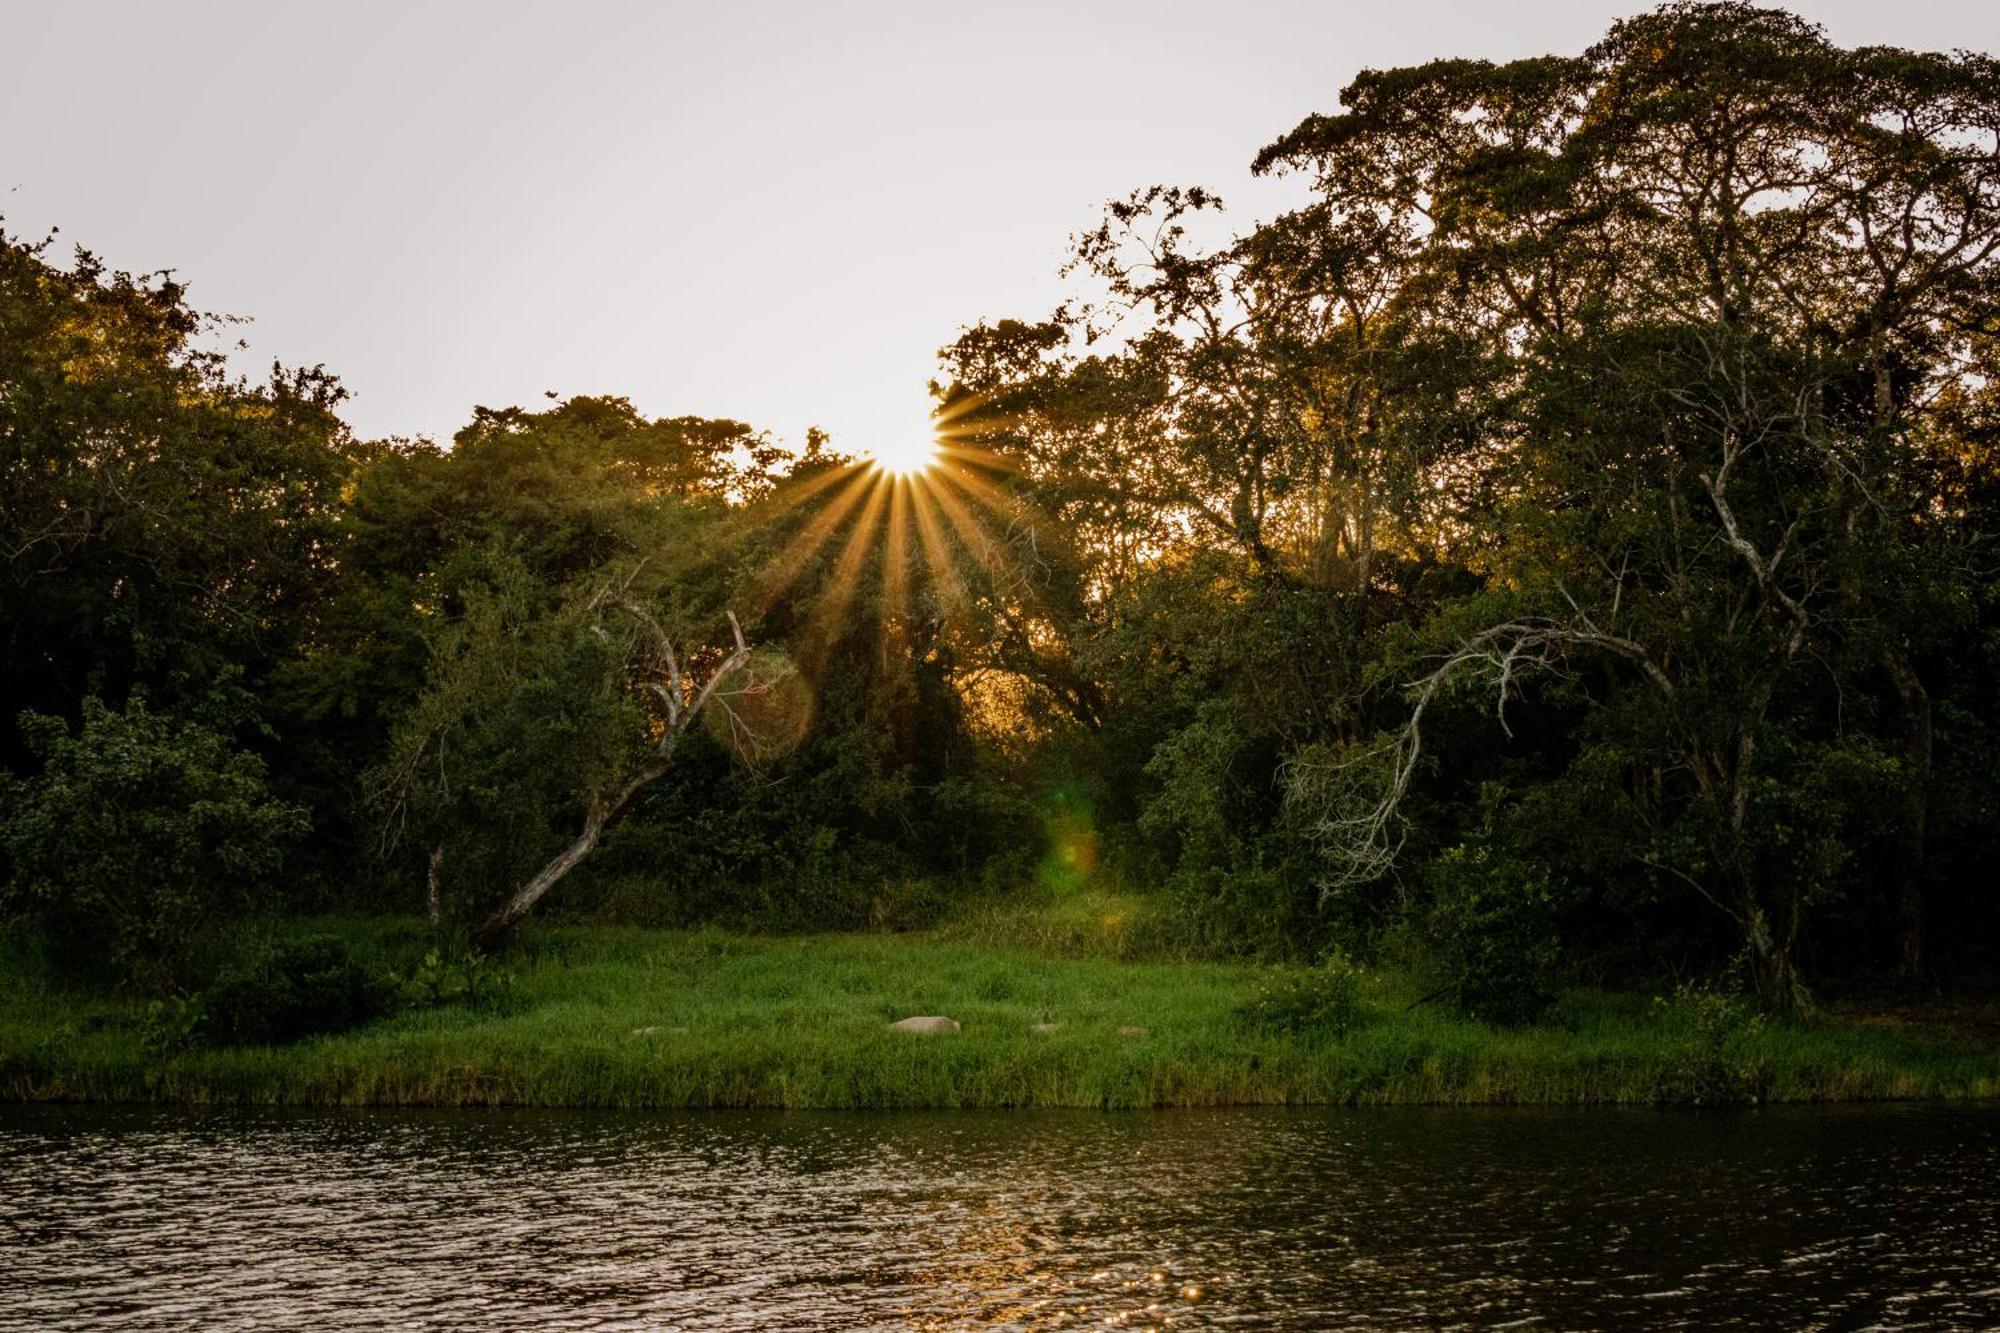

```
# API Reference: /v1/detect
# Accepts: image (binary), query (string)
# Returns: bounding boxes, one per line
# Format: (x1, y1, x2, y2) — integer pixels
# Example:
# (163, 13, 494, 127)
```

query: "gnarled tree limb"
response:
(468, 595, 754, 954)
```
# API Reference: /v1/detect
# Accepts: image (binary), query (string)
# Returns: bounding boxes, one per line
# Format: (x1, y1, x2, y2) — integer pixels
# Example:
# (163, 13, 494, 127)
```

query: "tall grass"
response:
(3, 922, 1996, 1109)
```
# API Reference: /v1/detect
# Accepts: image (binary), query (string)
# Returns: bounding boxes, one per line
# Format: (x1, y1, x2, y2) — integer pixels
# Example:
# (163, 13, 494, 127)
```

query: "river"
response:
(3, 1103, 1996, 1328)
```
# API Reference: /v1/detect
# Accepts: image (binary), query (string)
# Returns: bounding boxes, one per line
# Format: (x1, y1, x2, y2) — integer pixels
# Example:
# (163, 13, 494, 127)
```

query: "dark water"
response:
(2, 1104, 1997, 1330)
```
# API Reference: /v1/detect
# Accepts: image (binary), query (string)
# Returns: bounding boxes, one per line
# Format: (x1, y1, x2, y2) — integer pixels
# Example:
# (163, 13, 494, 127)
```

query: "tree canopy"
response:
(4, 4, 1998, 1010)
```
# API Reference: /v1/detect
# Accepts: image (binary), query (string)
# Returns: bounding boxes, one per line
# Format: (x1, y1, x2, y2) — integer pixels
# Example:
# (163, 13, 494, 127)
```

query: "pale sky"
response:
(7, 2, 1997, 455)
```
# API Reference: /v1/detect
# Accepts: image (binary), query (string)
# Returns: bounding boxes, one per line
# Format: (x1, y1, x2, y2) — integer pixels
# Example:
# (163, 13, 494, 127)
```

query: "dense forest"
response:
(5, 3, 1998, 1021)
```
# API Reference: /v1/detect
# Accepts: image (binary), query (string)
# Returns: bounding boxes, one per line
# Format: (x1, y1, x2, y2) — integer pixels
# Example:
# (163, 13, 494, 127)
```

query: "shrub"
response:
(140, 995, 204, 1057)
(194, 934, 384, 1047)
(0, 700, 309, 992)
(387, 944, 516, 1012)
(1650, 984, 1770, 1106)
(1422, 844, 1563, 1027)
(1237, 955, 1370, 1037)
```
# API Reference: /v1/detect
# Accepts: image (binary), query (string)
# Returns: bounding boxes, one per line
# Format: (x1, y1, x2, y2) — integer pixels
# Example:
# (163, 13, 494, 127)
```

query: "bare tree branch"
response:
(1286, 617, 1674, 892)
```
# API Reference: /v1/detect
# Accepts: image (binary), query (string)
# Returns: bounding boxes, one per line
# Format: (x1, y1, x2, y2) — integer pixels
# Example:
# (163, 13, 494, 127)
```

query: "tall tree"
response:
(0, 230, 350, 758)
(1264, 3, 2000, 1006)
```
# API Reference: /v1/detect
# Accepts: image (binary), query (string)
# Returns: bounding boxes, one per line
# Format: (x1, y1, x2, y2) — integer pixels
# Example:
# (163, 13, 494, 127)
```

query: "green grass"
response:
(4, 920, 1997, 1108)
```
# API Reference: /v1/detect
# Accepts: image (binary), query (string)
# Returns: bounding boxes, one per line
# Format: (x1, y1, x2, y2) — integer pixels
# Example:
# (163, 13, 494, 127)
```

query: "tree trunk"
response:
(465, 604, 749, 955)
(468, 757, 672, 954)
(1881, 649, 1932, 974)
(1751, 944, 1798, 1015)
(1744, 906, 1804, 1015)
(469, 805, 610, 955)
(426, 844, 445, 926)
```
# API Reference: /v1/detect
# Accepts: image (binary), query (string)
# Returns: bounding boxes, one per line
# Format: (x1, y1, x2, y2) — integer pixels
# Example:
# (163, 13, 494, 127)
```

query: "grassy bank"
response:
(4, 921, 1997, 1109)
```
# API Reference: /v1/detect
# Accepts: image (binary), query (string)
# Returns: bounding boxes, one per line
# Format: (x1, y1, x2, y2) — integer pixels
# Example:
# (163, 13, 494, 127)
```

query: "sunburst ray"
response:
(750, 464, 876, 611)
(907, 478, 969, 617)
(797, 475, 891, 658)
(880, 475, 914, 650)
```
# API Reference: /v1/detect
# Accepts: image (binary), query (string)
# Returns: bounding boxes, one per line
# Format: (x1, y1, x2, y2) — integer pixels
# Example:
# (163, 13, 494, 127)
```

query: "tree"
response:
(369, 554, 761, 952)
(0, 228, 350, 762)
(0, 698, 308, 991)
(274, 395, 785, 901)
(1263, 3, 2000, 1007)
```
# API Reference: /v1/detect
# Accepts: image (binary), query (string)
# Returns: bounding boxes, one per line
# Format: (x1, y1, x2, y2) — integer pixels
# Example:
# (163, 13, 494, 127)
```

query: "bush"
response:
(0, 699, 308, 992)
(140, 995, 204, 1058)
(1650, 984, 1770, 1106)
(387, 944, 516, 1012)
(1237, 955, 1370, 1037)
(193, 934, 384, 1047)
(1422, 844, 1563, 1026)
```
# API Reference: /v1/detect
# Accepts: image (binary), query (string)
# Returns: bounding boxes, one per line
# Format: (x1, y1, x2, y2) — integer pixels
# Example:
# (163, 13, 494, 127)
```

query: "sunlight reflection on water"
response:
(2, 1103, 1997, 1329)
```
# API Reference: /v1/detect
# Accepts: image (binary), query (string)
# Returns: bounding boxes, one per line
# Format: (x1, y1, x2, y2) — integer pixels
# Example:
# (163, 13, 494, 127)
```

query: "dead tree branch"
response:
(1285, 617, 1673, 893)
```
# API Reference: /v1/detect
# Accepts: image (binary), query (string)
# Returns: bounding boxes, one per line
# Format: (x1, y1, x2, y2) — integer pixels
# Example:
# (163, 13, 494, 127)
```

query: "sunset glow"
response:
(864, 415, 942, 477)
(12, 4, 2000, 1326)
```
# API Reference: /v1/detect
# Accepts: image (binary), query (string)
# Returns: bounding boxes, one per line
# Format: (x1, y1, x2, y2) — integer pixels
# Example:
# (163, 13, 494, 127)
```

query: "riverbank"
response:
(4, 923, 1997, 1108)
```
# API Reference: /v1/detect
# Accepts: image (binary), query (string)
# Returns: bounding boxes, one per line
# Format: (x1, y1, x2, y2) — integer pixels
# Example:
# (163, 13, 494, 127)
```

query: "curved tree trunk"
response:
(469, 795, 619, 954)
(1743, 903, 1808, 1016)
(469, 605, 750, 955)
(468, 754, 674, 955)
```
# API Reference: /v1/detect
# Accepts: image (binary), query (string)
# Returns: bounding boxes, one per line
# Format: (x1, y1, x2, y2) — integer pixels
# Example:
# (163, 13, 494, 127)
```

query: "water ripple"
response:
(2, 1104, 1997, 1329)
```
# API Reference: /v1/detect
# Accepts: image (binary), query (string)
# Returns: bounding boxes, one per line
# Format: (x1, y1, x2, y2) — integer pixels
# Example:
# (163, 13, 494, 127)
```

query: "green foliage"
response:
(1421, 845, 1563, 1027)
(1237, 955, 1370, 1037)
(1235, 5, 2000, 1004)
(139, 996, 203, 1059)
(387, 945, 517, 1012)
(1140, 701, 1256, 867)
(366, 555, 658, 917)
(191, 935, 385, 1048)
(0, 229, 349, 757)
(1649, 985, 1771, 1107)
(0, 699, 308, 992)
(9, 6, 2000, 1010)
(140, 933, 515, 1055)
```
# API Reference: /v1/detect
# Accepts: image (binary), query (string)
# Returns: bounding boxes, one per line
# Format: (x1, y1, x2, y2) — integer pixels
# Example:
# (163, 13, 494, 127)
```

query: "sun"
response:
(748, 388, 1028, 663)
(865, 410, 942, 477)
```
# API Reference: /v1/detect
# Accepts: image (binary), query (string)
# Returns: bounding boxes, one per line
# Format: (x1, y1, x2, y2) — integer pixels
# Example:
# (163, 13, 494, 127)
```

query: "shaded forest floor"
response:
(4, 921, 1998, 1109)
(1827, 994, 2000, 1054)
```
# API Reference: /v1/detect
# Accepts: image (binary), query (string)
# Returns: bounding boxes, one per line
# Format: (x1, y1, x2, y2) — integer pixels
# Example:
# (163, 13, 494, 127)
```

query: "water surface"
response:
(3, 1103, 1997, 1328)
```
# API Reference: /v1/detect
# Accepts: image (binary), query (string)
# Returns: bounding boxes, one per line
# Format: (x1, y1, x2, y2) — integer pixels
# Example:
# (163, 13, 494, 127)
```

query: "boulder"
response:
(889, 1015, 960, 1034)
(1030, 1022, 1062, 1035)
